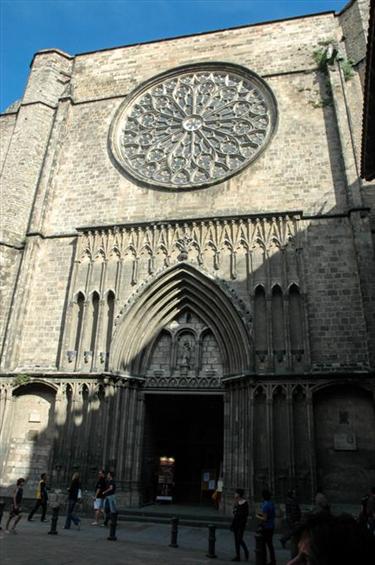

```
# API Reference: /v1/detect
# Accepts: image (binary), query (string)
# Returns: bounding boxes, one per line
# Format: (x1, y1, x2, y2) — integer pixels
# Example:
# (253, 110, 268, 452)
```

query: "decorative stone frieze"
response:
(76, 213, 300, 273)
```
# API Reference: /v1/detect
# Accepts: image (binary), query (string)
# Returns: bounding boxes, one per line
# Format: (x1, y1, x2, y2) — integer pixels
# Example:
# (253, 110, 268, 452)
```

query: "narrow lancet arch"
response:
(73, 292, 85, 353)
(105, 290, 115, 370)
(289, 284, 304, 353)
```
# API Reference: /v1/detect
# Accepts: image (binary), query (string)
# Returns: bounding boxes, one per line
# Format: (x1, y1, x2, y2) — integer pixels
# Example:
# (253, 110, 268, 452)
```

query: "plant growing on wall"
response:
(313, 44, 354, 81)
(313, 46, 330, 71)
(12, 373, 31, 387)
(340, 58, 355, 81)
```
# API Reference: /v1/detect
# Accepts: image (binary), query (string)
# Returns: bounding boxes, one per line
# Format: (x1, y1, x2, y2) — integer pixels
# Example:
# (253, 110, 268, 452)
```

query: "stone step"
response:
(117, 508, 232, 529)
(117, 513, 232, 529)
(119, 508, 230, 521)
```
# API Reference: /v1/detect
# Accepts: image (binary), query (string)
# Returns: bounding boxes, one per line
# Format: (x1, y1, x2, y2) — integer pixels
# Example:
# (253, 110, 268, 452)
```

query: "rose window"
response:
(110, 63, 277, 190)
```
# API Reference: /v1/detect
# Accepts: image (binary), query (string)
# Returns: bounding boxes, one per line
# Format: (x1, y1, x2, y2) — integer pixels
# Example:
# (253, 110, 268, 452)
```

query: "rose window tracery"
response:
(110, 63, 277, 190)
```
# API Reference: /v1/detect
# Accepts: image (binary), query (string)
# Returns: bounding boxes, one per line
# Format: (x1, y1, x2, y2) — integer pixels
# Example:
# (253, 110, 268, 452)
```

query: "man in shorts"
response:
(92, 469, 106, 525)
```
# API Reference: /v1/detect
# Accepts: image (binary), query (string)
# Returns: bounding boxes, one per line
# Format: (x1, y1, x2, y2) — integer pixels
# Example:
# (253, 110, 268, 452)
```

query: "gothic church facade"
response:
(1, 0, 375, 511)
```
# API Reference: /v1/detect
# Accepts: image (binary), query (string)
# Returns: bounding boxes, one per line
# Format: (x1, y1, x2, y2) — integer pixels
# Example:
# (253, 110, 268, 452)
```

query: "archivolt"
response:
(110, 263, 253, 377)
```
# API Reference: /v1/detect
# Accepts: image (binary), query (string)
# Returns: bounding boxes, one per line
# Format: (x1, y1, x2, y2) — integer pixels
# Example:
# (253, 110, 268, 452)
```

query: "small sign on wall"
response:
(334, 432, 357, 451)
(29, 412, 41, 423)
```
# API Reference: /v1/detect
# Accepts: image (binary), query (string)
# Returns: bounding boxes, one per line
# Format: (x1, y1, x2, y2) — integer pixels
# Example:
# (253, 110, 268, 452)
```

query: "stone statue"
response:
(179, 339, 195, 371)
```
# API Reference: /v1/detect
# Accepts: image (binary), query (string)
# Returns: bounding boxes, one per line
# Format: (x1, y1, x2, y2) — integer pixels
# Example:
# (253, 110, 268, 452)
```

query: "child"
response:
(5, 478, 25, 534)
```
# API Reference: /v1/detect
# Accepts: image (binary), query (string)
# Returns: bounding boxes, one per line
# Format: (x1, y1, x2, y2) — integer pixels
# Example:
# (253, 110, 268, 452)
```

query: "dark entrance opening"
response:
(142, 393, 224, 505)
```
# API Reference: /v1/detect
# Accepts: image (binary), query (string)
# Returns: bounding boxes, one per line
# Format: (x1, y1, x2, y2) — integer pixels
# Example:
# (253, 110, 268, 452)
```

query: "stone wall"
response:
(303, 216, 370, 370)
(0, 246, 22, 352)
(6, 237, 75, 371)
(71, 13, 336, 103)
(0, 113, 16, 171)
(339, 0, 370, 67)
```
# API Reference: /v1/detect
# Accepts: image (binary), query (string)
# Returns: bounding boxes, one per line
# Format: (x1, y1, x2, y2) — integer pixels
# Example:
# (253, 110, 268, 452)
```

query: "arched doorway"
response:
(110, 263, 252, 506)
(2, 382, 56, 492)
(314, 384, 375, 503)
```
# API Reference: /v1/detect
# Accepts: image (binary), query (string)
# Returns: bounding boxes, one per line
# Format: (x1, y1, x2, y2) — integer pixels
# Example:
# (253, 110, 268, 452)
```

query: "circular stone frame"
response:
(109, 62, 278, 191)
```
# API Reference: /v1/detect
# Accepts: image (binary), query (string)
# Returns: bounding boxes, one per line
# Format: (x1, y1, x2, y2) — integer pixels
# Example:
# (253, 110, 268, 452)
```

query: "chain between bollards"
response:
(254, 531, 266, 565)
(48, 505, 60, 535)
(107, 512, 118, 541)
(206, 523, 217, 559)
(169, 516, 179, 548)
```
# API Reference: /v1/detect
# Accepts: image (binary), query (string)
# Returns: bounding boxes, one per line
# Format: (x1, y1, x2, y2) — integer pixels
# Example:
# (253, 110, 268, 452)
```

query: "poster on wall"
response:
(156, 456, 175, 502)
(201, 469, 217, 502)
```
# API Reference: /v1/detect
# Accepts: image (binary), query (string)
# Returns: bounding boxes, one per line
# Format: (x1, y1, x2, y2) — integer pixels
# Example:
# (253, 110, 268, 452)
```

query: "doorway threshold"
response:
(118, 503, 231, 528)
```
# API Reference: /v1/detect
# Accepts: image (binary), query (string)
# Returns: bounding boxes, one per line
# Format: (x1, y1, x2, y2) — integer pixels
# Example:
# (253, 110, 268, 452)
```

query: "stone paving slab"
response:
(0, 517, 291, 564)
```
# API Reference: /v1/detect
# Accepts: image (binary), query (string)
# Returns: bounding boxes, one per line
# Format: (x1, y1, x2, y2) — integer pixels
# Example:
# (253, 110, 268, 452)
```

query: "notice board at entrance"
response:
(201, 469, 216, 492)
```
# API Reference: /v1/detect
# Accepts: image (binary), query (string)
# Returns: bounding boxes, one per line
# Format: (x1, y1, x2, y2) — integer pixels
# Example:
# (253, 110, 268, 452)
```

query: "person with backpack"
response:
(28, 473, 48, 522)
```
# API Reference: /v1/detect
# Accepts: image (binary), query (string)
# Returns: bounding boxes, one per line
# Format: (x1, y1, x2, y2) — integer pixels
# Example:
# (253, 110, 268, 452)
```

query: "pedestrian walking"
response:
(64, 472, 82, 530)
(5, 478, 25, 534)
(28, 473, 48, 522)
(280, 489, 301, 550)
(230, 488, 249, 562)
(102, 471, 117, 514)
(92, 469, 106, 525)
(256, 489, 276, 565)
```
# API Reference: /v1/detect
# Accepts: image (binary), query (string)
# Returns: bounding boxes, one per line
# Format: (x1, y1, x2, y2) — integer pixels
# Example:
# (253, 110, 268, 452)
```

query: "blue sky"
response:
(1, 0, 346, 112)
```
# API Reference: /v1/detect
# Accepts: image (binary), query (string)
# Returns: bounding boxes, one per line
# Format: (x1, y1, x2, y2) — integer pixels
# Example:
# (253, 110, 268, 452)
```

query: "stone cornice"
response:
(76, 210, 303, 234)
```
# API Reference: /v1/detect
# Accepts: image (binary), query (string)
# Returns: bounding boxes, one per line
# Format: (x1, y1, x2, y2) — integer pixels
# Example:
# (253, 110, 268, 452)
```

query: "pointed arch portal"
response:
(111, 263, 253, 378)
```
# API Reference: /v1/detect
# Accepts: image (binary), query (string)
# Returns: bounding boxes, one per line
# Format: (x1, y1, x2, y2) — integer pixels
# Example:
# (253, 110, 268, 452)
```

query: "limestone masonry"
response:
(0, 0, 374, 512)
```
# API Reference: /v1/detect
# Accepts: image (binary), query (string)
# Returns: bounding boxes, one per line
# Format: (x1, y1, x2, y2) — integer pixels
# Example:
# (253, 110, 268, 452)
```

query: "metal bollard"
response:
(0, 500, 5, 530)
(254, 532, 266, 565)
(107, 512, 118, 541)
(169, 516, 179, 548)
(206, 524, 217, 559)
(48, 505, 60, 535)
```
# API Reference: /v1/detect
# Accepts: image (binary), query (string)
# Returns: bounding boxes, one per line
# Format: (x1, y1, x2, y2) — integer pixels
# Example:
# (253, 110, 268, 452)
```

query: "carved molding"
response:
(77, 213, 300, 274)
(145, 374, 222, 389)
(110, 262, 253, 377)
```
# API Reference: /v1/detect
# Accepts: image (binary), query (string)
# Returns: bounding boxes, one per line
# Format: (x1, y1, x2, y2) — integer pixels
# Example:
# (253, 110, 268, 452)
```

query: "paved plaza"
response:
(0, 517, 291, 565)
